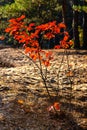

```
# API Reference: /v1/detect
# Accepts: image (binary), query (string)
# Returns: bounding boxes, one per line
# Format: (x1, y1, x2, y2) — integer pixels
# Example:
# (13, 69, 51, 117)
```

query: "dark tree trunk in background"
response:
(62, 0, 67, 24)
(83, 11, 87, 49)
(73, 0, 80, 49)
(61, 0, 73, 39)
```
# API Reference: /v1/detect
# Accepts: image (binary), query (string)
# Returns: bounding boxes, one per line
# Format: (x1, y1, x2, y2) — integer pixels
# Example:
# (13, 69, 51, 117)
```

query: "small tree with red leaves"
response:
(5, 15, 73, 110)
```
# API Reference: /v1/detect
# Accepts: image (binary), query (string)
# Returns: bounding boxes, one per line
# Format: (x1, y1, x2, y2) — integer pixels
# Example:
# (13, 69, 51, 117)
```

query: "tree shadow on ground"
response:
(0, 86, 87, 130)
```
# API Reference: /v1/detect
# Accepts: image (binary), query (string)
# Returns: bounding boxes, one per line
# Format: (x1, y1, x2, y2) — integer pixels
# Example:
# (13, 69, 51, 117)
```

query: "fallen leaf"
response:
(17, 99, 24, 105)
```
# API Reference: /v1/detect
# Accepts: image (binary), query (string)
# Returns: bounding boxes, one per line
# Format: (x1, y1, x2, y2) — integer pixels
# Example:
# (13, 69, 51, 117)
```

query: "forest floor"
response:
(0, 46, 87, 130)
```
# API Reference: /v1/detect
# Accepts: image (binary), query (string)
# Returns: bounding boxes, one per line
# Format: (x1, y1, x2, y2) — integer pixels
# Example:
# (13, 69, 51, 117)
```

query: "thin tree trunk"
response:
(73, 10, 80, 48)
(73, 0, 80, 49)
(62, 0, 67, 25)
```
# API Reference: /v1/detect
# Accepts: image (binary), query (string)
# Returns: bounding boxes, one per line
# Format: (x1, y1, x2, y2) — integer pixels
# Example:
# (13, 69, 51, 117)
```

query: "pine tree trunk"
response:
(73, 0, 80, 49)
(83, 12, 87, 49)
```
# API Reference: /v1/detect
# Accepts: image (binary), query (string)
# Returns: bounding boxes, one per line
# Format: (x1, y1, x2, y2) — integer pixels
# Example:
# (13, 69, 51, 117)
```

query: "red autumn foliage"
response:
(44, 32, 55, 40)
(54, 45, 61, 49)
(47, 102, 60, 114)
(58, 23, 66, 29)
(5, 15, 73, 66)
(53, 102, 60, 111)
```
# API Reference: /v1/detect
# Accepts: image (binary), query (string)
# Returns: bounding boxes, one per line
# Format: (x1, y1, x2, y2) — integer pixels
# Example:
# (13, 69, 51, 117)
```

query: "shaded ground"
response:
(0, 47, 87, 130)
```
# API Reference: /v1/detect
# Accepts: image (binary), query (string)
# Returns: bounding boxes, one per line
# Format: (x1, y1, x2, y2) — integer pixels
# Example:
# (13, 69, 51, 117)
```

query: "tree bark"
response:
(83, 12, 87, 49)
(73, 0, 80, 49)
(62, 0, 67, 25)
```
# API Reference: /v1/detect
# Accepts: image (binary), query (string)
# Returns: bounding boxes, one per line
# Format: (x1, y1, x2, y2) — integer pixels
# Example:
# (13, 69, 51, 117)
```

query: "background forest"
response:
(0, 0, 87, 49)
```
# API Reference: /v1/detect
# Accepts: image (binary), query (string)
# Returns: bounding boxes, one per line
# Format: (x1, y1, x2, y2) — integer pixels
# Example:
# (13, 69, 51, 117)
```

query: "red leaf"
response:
(63, 36, 69, 41)
(16, 15, 25, 21)
(44, 32, 55, 40)
(5, 28, 11, 33)
(53, 102, 60, 111)
(9, 18, 16, 23)
(54, 45, 61, 49)
(58, 23, 66, 29)
(25, 47, 31, 53)
(42, 60, 50, 67)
